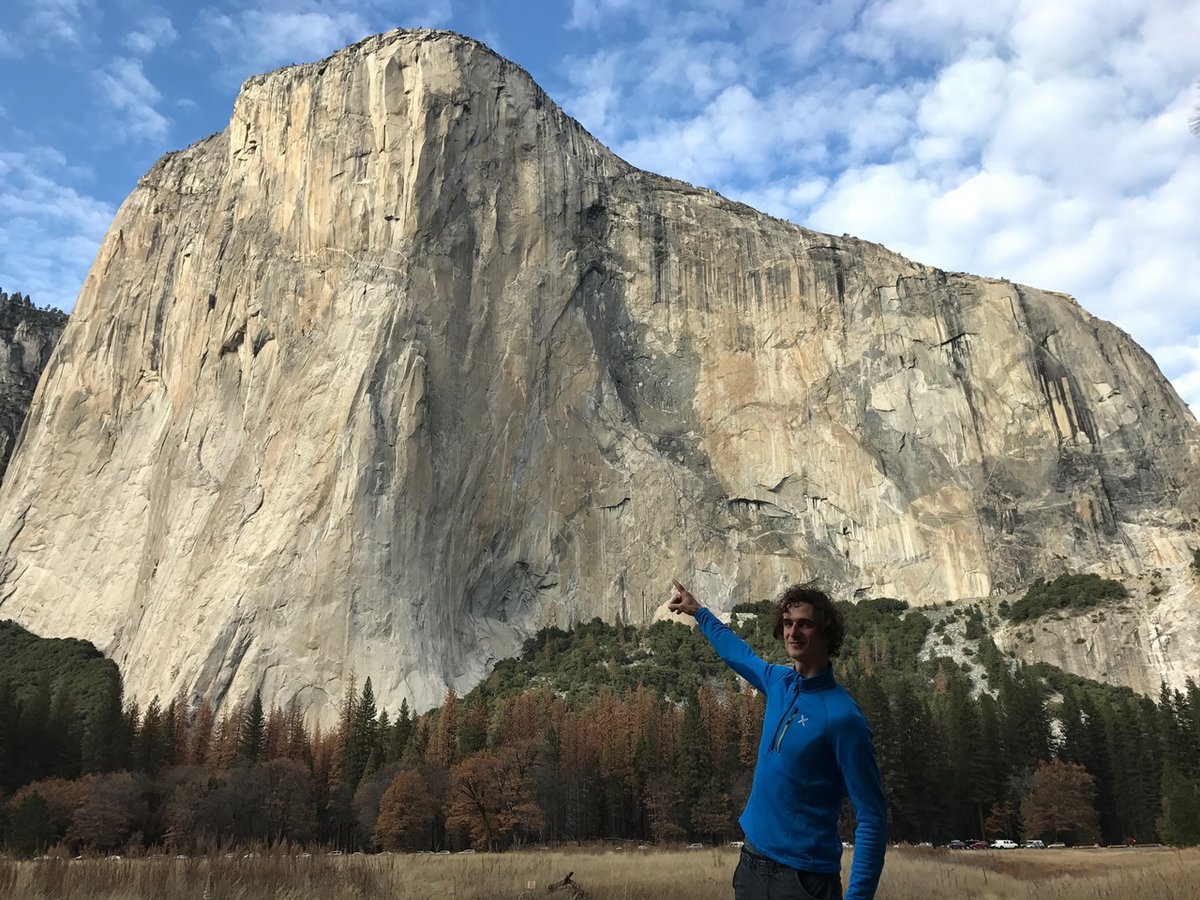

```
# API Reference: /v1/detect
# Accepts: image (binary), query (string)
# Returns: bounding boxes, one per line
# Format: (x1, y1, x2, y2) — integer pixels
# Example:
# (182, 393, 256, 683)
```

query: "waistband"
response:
(741, 842, 790, 873)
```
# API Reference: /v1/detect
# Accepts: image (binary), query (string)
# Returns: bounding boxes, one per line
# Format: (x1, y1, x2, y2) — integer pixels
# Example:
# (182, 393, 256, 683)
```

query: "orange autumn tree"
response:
(1021, 759, 1100, 844)
(426, 689, 460, 768)
(447, 744, 543, 850)
(372, 769, 436, 850)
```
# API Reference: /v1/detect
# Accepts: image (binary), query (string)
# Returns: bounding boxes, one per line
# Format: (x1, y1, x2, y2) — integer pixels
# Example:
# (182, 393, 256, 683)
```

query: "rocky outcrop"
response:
(991, 572, 1200, 695)
(0, 293, 67, 481)
(0, 30, 1196, 721)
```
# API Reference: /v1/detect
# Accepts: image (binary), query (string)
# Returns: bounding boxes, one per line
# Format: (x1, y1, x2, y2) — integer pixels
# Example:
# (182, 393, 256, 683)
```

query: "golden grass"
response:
(2, 845, 1199, 899)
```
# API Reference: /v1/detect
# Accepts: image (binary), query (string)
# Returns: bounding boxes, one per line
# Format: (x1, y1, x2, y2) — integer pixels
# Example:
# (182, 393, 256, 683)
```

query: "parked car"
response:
(946, 840, 967, 850)
(991, 839, 1019, 849)
(1021, 840, 1045, 849)
(969, 840, 989, 849)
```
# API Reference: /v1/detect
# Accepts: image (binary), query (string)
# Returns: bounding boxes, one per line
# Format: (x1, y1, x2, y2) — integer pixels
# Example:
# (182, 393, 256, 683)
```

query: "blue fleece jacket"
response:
(694, 607, 887, 900)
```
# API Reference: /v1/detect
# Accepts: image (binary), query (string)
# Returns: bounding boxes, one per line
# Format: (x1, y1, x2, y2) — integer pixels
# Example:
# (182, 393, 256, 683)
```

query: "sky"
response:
(1, 0, 1198, 410)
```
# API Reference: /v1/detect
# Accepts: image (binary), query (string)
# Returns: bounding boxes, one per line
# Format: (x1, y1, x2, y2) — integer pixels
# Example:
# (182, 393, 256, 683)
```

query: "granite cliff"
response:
(0, 291, 67, 482)
(0, 30, 1196, 721)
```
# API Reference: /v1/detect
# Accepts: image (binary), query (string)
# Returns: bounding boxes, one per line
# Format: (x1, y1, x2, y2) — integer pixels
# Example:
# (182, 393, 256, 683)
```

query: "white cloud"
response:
(807, 164, 940, 248)
(556, 0, 1200, 409)
(200, 9, 373, 75)
(23, 0, 98, 47)
(843, 0, 1013, 64)
(562, 50, 624, 138)
(196, 1, 453, 79)
(7, 0, 1197, 410)
(123, 14, 177, 55)
(1153, 338, 1200, 411)
(633, 37, 744, 104)
(736, 177, 830, 222)
(0, 0, 99, 53)
(567, 0, 638, 30)
(0, 149, 115, 311)
(913, 50, 1008, 166)
(1007, 0, 1140, 78)
(617, 85, 784, 185)
(96, 57, 170, 143)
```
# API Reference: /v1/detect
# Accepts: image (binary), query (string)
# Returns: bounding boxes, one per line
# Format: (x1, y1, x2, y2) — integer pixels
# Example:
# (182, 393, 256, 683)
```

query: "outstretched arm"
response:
(834, 715, 888, 900)
(669, 580, 774, 693)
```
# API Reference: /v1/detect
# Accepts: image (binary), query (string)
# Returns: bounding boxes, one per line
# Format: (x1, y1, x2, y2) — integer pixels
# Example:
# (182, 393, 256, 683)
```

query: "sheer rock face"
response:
(992, 573, 1200, 697)
(0, 305, 66, 480)
(0, 30, 1197, 721)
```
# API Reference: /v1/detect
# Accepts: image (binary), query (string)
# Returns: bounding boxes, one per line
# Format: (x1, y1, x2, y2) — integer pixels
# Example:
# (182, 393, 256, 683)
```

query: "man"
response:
(668, 579, 886, 900)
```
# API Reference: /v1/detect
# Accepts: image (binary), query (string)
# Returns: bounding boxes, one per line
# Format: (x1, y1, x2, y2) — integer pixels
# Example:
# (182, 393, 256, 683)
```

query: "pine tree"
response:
(209, 702, 243, 769)
(284, 697, 310, 764)
(340, 678, 379, 792)
(189, 700, 215, 766)
(47, 681, 81, 779)
(137, 696, 175, 773)
(537, 724, 565, 841)
(458, 689, 489, 757)
(387, 698, 413, 762)
(889, 677, 946, 841)
(169, 690, 191, 766)
(8, 792, 56, 857)
(1161, 767, 1200, 845)
(1157, 684, 1200, 845)
(80, 672, 126, 774)
(676, 688, 710, 837)
(938, 674, 989, 837)
(1106, 696, 1161, 841)
(0, 680, 18, 792)
(237, 689, 266, 762)
(17, 677, 53, 784)
(264, 703, 288, 759)
(332, 671, 359, 784)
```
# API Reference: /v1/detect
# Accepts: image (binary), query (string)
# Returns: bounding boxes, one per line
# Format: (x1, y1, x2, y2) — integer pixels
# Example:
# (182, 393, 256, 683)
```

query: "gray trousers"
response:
(732, 846, 843, 900)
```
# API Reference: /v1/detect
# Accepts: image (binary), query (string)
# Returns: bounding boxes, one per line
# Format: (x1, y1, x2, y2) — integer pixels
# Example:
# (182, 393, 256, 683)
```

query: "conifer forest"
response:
(2, 585, 1199, 858)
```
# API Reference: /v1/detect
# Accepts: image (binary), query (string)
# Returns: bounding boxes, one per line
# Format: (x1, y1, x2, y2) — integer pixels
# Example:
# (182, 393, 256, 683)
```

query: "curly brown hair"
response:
(771, 583, 845, 657)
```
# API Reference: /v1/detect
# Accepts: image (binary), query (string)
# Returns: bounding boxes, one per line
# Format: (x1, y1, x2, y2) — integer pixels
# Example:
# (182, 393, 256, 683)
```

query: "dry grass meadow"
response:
(2, 844, 1199, 899)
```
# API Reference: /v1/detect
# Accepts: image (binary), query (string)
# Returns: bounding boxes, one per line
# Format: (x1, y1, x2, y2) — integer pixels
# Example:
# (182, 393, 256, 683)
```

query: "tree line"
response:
(0, 287, 68, 331)
(2, 590, 1199, 857)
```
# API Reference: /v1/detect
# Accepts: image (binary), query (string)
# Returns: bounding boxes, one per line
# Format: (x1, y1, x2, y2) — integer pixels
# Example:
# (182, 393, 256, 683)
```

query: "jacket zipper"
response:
(771, 682, 803, 753)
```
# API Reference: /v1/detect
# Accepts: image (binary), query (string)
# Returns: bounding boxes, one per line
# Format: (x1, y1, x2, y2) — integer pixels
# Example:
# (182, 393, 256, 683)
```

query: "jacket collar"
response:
(790, 665, 836, 693)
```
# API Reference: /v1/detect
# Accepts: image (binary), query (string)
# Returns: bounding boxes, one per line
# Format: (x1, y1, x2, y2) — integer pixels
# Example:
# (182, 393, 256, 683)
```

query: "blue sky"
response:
(2, 0, 1198, 410)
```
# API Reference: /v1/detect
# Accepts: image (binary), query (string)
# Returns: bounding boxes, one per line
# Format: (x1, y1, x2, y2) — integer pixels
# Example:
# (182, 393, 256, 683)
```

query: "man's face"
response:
(781, 601, 830, 673)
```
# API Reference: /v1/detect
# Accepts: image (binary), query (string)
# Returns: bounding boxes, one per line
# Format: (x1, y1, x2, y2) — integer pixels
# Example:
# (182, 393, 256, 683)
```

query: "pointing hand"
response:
(668, 579, 700, 616)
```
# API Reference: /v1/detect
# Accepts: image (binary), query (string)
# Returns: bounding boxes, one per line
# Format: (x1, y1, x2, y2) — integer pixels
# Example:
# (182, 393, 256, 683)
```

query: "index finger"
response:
(672, 579, 686, 592)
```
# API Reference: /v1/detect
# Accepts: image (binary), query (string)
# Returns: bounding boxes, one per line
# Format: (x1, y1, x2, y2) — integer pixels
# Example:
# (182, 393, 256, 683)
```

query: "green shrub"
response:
(1002, 574, 1129, 623)
(963, 608, 985, 640)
